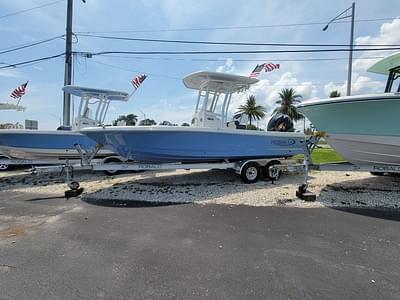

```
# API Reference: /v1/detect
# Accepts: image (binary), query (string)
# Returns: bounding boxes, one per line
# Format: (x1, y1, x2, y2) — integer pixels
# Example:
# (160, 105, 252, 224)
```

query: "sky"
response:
(0, 0, 399, 129)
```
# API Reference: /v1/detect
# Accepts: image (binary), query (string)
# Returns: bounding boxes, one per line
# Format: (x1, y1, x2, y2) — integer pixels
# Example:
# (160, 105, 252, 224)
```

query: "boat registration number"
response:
(138, 163, 162, 169)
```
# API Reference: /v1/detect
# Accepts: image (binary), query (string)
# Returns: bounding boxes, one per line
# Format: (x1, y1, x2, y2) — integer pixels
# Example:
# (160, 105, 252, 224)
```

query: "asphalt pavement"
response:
(0, 191, 400, 299)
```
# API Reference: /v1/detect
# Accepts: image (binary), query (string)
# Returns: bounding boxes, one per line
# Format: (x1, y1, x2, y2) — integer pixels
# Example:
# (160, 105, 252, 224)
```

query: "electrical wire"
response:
(0, 0, 65, 20)
(88, 58, 357, 87)
(76, 33, 400, 48)
(101, 55, 384, 62)
(0, 53, 65, 69)
(88, 59, 181, 80)
(75, 17, 399, 34)
(0, 35, 65, 55)
(76, 47, 400, 56)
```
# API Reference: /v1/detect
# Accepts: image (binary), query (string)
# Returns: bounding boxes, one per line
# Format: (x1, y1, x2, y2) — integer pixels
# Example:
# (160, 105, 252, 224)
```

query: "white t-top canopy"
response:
(63, 85, 130, 101)
(183, 71, 259, 93)
(367, 52, 400, 75)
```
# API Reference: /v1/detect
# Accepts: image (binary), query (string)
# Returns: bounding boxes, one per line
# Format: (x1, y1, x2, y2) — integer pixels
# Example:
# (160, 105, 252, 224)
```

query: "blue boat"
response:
(0, 86, 129, 160)
(81, 71, 306, 163)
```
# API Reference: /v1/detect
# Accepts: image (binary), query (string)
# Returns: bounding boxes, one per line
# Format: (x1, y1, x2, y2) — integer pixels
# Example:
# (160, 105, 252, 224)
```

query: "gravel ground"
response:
(1, 168, 399, 209)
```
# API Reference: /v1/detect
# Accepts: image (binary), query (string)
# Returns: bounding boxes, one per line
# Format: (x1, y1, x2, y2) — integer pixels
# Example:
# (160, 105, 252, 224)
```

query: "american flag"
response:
(10, 81, 28, 99)
(131, 74, 147, 89)
(249, 63, 280, 78)
(249, 64, 265, 78)
(264, 63, 280, 72)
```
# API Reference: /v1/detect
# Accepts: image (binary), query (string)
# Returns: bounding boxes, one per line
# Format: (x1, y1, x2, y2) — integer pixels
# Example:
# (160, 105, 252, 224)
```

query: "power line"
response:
(76, 33, 400, 48)
(0, 0, 65, 20)
(88, 59, 359, 87)
(76, 47, 400, 56)
(0, 35, 64, 55)
(100, 54, 385, 62)
(75, 17, 399, 34)
(88, 59, 181, 80)
(0, 53, 65, 69)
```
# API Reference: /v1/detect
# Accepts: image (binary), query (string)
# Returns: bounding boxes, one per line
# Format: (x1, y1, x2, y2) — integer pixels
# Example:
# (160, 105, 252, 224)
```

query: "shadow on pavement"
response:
(82, 197, 187, 208)
(333, 207, 400, 222)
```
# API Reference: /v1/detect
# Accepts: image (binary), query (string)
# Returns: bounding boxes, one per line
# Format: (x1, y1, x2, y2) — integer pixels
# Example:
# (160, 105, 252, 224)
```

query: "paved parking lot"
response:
(1, 191, 400, 299)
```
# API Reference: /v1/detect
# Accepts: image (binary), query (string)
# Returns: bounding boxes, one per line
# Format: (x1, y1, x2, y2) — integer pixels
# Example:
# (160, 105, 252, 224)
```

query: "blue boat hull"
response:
(0, 129, 109, 159)
(81, 127, 306, 163)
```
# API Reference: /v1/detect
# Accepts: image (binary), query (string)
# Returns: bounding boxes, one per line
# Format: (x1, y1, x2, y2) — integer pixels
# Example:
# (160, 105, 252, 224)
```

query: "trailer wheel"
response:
(0, 156, 10, 171)
(0, 163, 9, 171)
(240, 162, 260, 184)
(103, 157, 122, 175)
(263, 160, 281, 180)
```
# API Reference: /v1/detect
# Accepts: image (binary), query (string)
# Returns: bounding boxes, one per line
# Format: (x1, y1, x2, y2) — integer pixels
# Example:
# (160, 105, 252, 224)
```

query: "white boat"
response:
(297, 52, 400, 168)
(81, 71, 306, 163)
(0, 86, 129, 160)
(0, 102, 25, 111)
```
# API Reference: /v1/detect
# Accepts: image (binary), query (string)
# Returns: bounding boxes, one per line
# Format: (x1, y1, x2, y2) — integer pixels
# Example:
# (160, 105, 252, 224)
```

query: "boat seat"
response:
(57, 125, 72, 131)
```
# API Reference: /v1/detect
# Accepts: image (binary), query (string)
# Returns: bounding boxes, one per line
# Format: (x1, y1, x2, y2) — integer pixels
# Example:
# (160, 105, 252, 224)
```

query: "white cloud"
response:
(353, 18, 400, 72)
(324, 73, 384, 97)
(216, 58, 235, 73)
(0, 68, 24, 79)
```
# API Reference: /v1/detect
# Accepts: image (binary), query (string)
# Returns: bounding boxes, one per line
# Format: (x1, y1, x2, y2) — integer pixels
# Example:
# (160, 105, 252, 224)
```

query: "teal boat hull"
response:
(298, 93, 400, 166)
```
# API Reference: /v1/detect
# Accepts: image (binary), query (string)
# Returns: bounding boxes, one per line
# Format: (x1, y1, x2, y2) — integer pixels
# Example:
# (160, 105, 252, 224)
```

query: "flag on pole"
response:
(249, 64, 265, 78)
(131, 74, 147, 89)
(264, 63, 280, 72)
(249, 63, 280, 78)
(10, 81, 28, 99)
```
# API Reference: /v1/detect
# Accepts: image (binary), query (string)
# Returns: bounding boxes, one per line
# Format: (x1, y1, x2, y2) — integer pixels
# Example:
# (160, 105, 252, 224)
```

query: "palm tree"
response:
(112, 113, 138, 126)
(273, 88, 304, 121)
(329, 90, 341, 98)
(235, 95, 266, 126)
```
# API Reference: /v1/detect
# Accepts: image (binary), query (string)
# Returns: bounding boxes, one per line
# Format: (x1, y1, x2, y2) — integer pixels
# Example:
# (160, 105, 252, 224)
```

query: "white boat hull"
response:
(326, 133, 400, 166)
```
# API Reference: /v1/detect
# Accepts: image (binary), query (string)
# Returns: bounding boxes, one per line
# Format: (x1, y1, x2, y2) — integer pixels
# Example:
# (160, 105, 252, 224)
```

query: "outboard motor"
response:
(267, 113, 294, 132)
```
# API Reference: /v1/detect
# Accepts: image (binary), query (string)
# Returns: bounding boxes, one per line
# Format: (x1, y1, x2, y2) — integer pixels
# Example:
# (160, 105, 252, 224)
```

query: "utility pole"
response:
(63, 0, 73, 126)
(347, 2, 355, 96)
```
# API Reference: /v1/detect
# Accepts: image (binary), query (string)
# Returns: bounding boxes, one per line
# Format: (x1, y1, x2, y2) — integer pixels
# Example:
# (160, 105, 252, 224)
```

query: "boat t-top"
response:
(0, 86, 129, 160)
(81, 71, 306, 163)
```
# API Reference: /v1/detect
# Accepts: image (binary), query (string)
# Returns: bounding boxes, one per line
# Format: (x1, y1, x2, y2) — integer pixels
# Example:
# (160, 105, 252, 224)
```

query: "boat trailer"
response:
(27, 140, 317, 200)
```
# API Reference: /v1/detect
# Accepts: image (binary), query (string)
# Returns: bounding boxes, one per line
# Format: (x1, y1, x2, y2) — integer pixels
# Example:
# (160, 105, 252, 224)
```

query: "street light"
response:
(323, 2, 355, 96)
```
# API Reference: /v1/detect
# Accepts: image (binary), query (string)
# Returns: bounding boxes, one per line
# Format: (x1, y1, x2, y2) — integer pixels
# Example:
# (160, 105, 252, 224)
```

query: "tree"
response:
(235, 95, 266, 126)
(273, 88, 304, 121)
(246, 124, 258, 130)
(329, 90, 341, 98)
(181, 122, 190, 127)
(160, 120, 177, 126)
(113, 114, 138, 126)
(160, 120, 172, 126)
(139, 118, 157, 126)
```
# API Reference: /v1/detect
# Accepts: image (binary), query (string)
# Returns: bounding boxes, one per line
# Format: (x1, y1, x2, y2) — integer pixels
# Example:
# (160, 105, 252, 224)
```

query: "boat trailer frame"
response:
(16, 137, 400, 201)
(28, 140, 317, 200)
